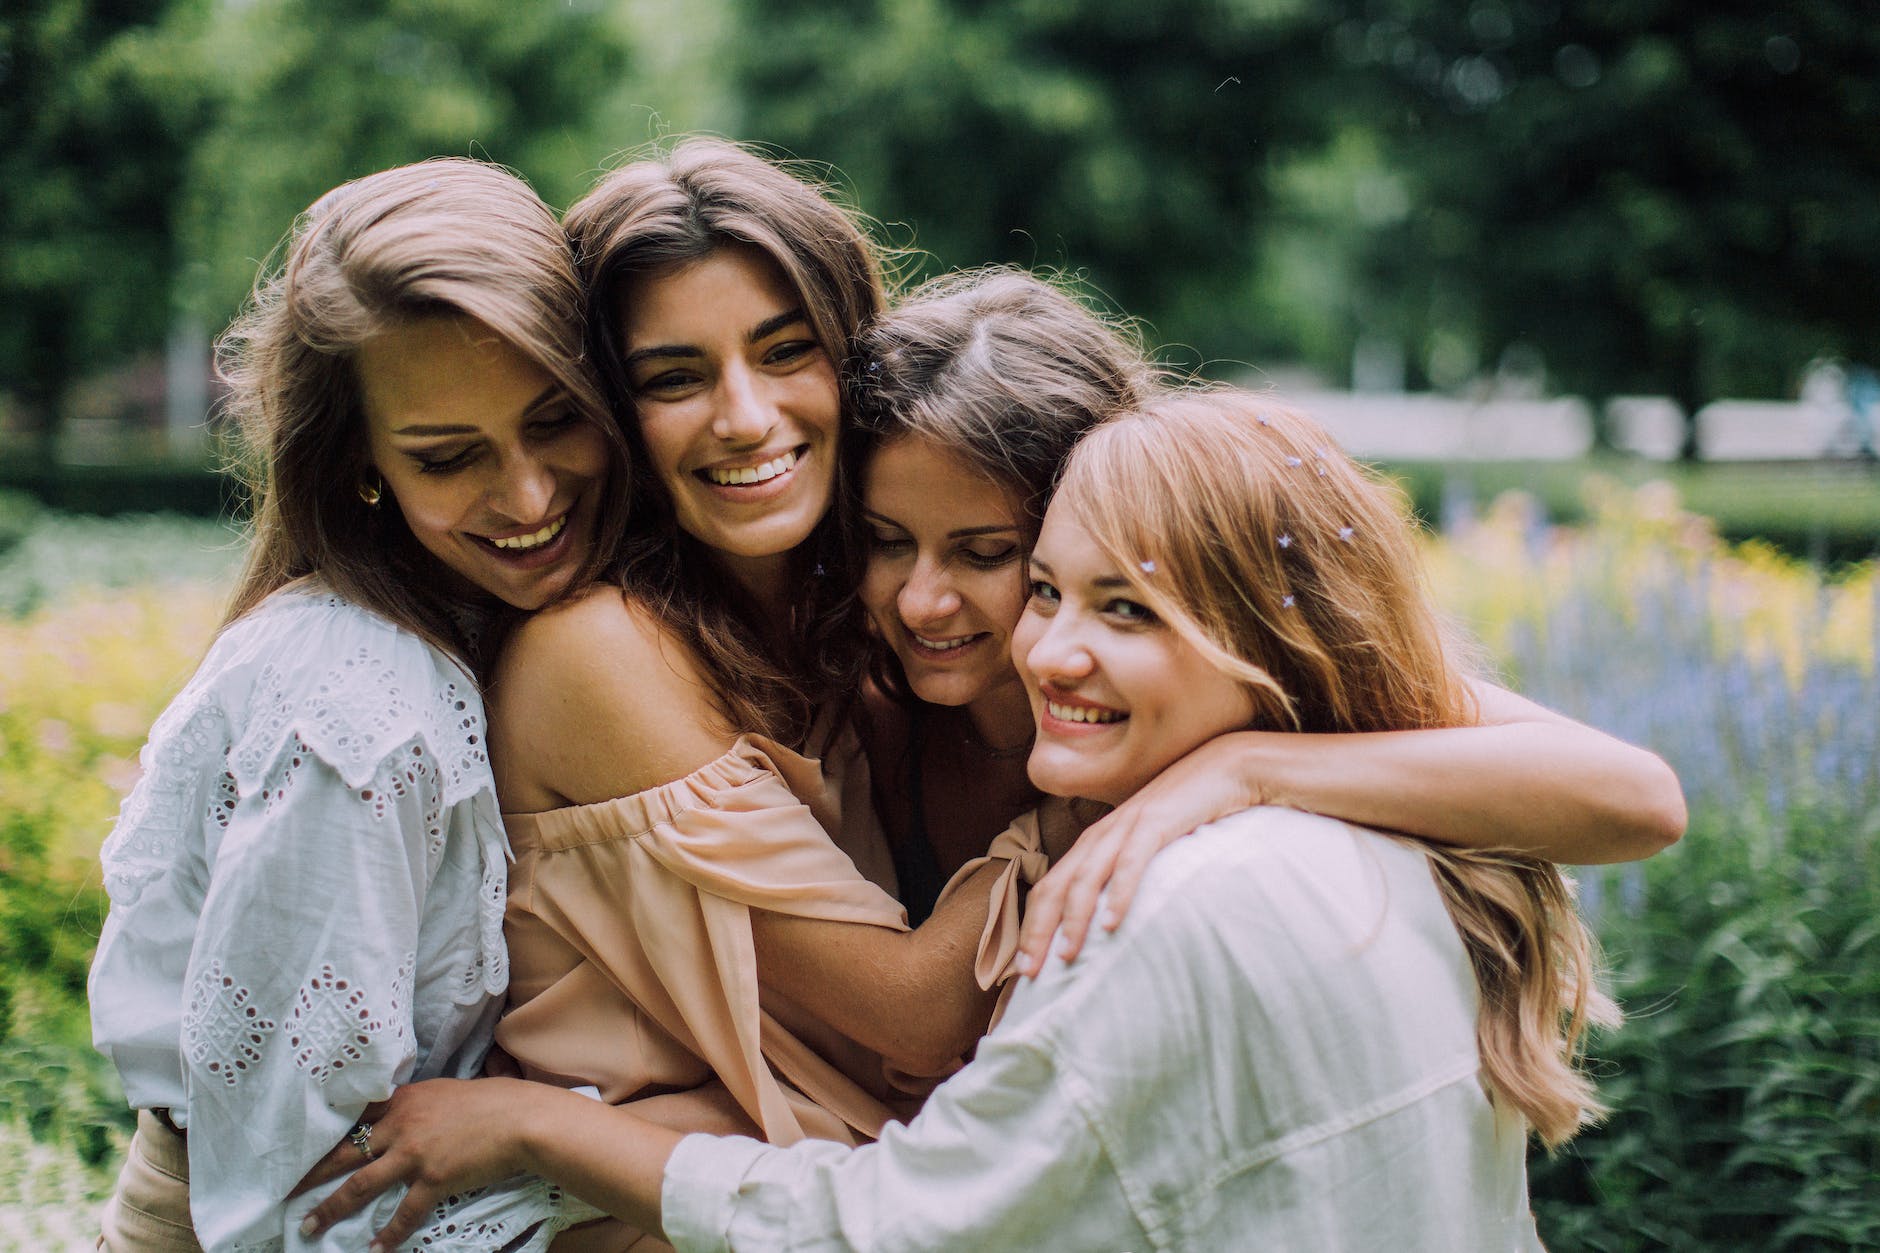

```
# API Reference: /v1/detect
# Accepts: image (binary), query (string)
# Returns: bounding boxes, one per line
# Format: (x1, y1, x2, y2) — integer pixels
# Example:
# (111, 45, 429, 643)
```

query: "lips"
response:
(471, 510, 579, 570)
(903, 629, 991, 663)
(697, 446, 804, 490)
(488, 516, 566, 550)
(1038, 685, 1128, 732)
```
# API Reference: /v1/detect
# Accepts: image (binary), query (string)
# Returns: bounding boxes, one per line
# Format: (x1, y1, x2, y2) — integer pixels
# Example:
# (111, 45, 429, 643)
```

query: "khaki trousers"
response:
(97, 1111, 202, 1253)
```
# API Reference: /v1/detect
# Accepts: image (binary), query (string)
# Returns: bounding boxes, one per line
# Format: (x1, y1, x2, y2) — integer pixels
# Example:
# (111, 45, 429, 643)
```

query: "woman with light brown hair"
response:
(87, 157, 628, 1251)
(299, 385, 1619, 1250)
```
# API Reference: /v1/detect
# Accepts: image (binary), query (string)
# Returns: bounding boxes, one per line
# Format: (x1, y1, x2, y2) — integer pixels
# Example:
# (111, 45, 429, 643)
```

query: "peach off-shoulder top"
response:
(496, 730, 924, 1149)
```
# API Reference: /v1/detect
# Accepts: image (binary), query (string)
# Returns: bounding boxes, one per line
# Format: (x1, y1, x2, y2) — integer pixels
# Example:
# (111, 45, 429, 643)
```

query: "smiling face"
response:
(358, 316, 610, 611)
(860, 434, 1032, 724)
(617, 244, 841, 595)
(1013, 505, 1257, 807)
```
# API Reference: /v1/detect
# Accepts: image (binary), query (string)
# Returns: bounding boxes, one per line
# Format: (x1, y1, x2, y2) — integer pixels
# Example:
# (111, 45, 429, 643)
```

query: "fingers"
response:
(1094, 828, 1162, 935)
(1044, 830, 1120, 967)
(368, 1183, 448, 1253)
(1015, 869, 1064, 978)
(297, 1154, 409, 1242)
(290, 1139, 365, 1198)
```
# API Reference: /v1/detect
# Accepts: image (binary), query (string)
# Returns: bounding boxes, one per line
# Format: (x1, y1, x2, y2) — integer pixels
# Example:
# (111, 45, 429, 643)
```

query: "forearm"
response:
(753, 861, 1002, 1072)
(1241, 721, 1685, 863)
(515, 1087, 683, 1236)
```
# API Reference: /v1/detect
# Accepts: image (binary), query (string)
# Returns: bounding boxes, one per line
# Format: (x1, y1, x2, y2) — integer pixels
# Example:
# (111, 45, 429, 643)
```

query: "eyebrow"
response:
(863, 511, 1021, 540)
(621, 308, 810, 371)
(389, 385, 565, 437)
(1025, 555, 1131, 588)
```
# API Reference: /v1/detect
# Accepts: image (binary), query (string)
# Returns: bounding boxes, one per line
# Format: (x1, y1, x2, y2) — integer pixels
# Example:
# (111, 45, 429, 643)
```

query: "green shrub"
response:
(1533, 804, 1880, 1250)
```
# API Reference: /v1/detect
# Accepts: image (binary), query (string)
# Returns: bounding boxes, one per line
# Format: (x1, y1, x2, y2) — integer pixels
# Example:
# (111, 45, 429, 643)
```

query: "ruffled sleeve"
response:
(161, 594, 509, 1250)
(499, 736, 913, 1147)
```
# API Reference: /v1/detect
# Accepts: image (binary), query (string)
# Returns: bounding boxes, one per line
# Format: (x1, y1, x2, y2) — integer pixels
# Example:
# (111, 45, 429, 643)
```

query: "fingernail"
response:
(299, 1215, 320, 1237)
(368, 1241, 386, 1253)
(1057, 938, 1077, 961)
(1102, 910, 1120, 929)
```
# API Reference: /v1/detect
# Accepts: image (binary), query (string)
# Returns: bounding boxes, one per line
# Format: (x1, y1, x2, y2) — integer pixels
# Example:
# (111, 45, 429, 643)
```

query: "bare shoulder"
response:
(486, 584, 738, 808)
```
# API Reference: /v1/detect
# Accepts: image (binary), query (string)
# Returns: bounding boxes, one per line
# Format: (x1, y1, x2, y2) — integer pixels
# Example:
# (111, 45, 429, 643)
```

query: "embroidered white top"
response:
(662, 808, 1547, 1252)
(89, 585, 589, 1253)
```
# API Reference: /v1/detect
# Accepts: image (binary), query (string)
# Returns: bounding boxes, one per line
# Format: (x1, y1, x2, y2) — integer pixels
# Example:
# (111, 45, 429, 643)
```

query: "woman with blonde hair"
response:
(88, 157, 629, 1251)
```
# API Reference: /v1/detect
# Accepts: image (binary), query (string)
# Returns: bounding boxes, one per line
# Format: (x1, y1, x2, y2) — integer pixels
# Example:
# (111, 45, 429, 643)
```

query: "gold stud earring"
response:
(358, 478, 383, 507)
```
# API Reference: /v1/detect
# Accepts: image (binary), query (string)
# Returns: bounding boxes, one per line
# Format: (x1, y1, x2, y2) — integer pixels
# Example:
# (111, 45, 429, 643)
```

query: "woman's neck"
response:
(712, 548, 795, 623)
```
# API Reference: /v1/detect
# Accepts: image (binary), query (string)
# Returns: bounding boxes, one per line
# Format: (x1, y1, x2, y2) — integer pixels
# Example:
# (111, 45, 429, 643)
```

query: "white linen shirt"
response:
(89, 586, 591, 1253)
(663, 807, 1546, 1252)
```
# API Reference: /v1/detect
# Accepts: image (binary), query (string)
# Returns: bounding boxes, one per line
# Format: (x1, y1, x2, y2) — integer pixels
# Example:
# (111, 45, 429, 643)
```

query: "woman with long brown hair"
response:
(299, 385, 1618, 1250)
(87, 157, 629, 1251)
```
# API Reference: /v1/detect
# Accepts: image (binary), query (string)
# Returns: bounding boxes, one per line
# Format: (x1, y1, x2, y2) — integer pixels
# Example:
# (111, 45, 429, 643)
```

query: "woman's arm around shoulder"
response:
(1018, 677, 1685, 972)
(488, 583, 737, 810)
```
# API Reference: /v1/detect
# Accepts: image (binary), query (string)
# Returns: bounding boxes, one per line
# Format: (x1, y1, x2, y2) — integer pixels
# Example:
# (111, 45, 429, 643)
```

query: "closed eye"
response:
(869, 531, 912, 553)
(962, 543, 1020, 570)
(413, 446, 478, 474)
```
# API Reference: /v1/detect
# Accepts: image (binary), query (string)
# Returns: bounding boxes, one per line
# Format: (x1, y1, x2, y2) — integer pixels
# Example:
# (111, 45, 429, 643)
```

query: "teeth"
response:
(706, 449, 798, 486)
(913, 634, 974, 652)
(1047, 700, 1125, 725)
(491, 516, 566, 550)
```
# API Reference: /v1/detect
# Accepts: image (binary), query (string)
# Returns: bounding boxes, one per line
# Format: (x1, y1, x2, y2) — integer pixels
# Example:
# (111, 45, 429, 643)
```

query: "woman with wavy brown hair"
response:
(88, 158, 627, 1251)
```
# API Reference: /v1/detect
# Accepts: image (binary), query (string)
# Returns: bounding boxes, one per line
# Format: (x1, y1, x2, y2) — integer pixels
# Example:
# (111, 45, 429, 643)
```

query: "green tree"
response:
(730, 0, 1352, 368)
(2, 0, 651, 445)
(1344, 1, 1880, 453)
(0, 0, 211, 439)
(171, 0, 638, 331)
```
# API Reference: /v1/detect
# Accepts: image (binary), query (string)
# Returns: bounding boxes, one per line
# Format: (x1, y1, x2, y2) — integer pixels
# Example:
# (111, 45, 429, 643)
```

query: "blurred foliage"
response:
(1427, 484, 1879, 1247)
(1534, 804, 1880, 1250)
(1, 0, 732, 432)
(1388, 459, 1880, 567)
(0, 0, 205, 425)
(730, 0, 1880, 423)
(8, 0, 1875, 441)
(0, 505, 239, 615)
(730, 0, 1345, 368)
(1343, 1, 1880, 450)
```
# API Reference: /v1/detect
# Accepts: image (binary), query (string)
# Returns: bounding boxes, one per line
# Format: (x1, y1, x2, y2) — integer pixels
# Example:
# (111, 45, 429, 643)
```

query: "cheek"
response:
(389, 481, 466, 542)
(986, 571, 1030, 639)
(636, 412, 694, 482)
(567, 428, 612, 479)
(858, 559, 901, 627)
(795, 364, 843, 436)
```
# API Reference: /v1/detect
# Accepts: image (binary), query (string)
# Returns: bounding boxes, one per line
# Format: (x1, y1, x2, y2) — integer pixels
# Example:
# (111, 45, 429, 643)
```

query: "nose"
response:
(898, 557, 962, 627)
(712, 362, 778, 447)
(489, 448, 556, 523)
(1022, 610, 1095, 688)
